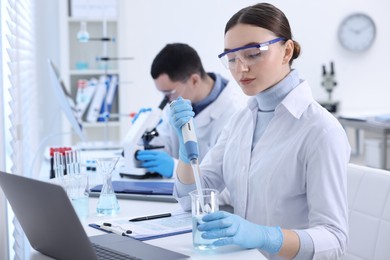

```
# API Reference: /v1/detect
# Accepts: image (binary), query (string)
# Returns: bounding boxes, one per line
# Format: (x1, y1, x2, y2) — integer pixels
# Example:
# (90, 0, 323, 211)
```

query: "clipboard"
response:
(88, 224, 192, 241)
(89, 212, 192, 241)
(89, 181, 177, 203)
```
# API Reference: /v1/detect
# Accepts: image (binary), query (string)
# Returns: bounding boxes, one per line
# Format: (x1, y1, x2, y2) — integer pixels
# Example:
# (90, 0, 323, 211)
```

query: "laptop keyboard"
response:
(92, 243, 142, 260)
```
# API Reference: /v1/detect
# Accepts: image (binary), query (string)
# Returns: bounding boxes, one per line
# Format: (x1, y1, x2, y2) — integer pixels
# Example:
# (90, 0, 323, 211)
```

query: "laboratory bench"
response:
(31, 148, 265, 259)
(29, 196, 265, 260)
(338, 117, 390, 170)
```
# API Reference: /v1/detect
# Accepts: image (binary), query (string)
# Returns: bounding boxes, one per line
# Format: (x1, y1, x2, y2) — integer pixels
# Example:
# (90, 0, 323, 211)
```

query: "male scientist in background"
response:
(135, 43, 245, 190)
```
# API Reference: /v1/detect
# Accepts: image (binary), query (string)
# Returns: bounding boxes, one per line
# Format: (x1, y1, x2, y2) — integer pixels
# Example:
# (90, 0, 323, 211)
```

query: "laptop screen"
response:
(48, 59, 88, 142)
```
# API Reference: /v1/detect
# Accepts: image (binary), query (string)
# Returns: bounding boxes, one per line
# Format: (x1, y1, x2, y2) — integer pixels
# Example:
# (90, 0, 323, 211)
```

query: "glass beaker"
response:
(189, 188, 219, 250)
(95, 157, 120, 215)
(63, 174, 89, 220)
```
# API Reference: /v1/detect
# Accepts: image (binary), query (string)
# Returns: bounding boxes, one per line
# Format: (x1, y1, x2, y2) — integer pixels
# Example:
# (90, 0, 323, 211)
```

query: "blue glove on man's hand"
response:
(135, 150, 174, 178)
(169, 97, 195, 164)
(198, 211, 283, 254)
(132, 108, 152, 124)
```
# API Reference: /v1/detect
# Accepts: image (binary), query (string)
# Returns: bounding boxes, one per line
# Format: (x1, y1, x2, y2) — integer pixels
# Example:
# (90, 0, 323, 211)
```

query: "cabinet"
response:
(58, 1, 126, 145)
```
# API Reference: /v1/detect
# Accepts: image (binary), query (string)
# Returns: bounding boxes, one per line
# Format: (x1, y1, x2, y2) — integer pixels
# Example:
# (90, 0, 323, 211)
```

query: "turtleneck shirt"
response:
(252, 69, 300, 150)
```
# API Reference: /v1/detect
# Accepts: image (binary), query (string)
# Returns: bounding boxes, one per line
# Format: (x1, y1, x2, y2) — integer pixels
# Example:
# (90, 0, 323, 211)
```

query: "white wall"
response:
(118, 0, 390, 115)
(36, 0, 61, 147)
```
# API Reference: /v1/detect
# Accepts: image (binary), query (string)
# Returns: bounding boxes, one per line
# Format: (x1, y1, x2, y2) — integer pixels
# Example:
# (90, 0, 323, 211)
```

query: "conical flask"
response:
(96, 157, 120, 215)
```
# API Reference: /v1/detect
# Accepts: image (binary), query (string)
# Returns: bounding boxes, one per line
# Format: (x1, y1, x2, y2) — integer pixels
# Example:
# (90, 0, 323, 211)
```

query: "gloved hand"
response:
(131, 108, 152, 124)
(198, 211, 283, 254)
(136, 150, 174, 178)
(169, 97, 195, 164)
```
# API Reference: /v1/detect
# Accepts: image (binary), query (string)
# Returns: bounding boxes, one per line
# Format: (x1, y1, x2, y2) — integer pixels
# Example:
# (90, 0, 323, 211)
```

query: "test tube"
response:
(66, 150, 82, 175)
(73, 150, 81, 175)
(65, 150, 74, 175)
(53, 152, 64, 178)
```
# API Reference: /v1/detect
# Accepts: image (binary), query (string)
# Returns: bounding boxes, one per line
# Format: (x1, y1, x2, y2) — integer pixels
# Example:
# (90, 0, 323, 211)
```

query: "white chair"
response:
(344, 164, 390, 259)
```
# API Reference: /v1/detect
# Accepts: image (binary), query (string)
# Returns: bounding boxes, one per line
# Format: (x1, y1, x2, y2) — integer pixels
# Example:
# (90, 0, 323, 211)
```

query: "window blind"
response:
(2, 0, 39, 259)
(0, 2, 10, 259)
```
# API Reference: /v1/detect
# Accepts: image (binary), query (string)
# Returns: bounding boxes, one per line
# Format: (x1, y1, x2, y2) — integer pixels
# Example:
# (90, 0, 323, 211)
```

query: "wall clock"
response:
(338, 13, 376, 52)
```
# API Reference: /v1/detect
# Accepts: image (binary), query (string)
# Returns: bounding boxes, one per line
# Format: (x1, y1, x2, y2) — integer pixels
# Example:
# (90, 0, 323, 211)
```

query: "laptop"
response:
(0, 171, 188, 260)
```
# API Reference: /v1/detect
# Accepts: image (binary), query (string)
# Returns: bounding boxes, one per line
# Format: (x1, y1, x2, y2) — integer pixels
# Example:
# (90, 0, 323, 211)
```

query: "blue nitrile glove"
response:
(136, 150, 174, 178)
(132, 107, 152, 124)
(169, 97, 195, 164)
(198, 211, 283, 254)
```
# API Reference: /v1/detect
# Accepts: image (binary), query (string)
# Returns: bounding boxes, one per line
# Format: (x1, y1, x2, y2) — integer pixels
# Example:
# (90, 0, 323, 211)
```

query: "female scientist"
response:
(169, 3, 351, 259)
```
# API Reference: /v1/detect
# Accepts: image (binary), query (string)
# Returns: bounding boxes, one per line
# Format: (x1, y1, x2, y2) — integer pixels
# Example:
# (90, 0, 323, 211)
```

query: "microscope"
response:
(320, 61, 339, 113)
(117, 96, 170, 178)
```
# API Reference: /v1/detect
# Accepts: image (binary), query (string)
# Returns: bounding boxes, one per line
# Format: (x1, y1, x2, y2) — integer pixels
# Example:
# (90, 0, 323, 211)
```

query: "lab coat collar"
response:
(193, 73, 228, 115)
(247, 80, 313, 119)
(279, 80, 314, 119)
(195, 82, 235, 127)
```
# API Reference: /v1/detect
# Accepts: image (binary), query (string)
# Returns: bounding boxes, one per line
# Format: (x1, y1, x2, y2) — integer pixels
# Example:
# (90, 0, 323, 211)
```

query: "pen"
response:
(129, 213, 172, 222)
(98, 223, 132, 236)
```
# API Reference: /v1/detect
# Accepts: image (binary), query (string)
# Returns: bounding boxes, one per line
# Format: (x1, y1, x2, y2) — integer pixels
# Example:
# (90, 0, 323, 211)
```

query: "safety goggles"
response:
(218, 37, 286, 69)
(159, 89, 177, 96)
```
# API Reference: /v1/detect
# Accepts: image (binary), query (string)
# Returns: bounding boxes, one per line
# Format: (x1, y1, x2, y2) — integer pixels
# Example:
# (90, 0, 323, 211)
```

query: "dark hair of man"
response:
(150, 43, 207, 82)
(225, 3, 301, 65)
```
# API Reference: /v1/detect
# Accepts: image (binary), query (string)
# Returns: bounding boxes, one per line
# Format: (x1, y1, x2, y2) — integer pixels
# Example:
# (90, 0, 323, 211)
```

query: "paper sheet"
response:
(91, 212, 192, 240)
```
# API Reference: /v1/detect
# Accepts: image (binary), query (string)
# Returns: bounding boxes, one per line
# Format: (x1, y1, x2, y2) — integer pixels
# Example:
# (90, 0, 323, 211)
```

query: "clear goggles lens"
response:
(219, 45, 269, 69)
(160, 89, 177, 96)
(218, 37, 286, 69)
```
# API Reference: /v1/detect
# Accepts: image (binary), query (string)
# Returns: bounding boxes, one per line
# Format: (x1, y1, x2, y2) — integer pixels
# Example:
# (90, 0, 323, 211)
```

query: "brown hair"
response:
(225, 3, 300, 65)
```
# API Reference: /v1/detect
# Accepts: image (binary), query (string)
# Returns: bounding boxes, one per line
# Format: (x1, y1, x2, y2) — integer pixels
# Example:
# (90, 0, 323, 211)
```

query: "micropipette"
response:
(181, 118, 198, 160)
(181, 118, 206, 212)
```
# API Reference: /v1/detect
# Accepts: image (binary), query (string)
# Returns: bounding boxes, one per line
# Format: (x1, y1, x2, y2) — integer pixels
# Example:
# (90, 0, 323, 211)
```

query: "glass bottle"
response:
(76, 21, 89, 70)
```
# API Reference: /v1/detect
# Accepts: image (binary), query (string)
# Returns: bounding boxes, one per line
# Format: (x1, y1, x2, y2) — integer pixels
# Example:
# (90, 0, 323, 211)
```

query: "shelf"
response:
(68, 20, 117, 71)
(82, 121, 121, 128)
(68, 18, 117, 23)
(70, 69, 119, 75)
(59, 0, 122, 145)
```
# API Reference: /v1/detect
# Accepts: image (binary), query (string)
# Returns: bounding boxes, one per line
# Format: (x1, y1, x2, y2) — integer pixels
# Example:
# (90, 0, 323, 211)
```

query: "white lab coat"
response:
(152, 80, 247, 166)
(175, 81, 351, 259)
